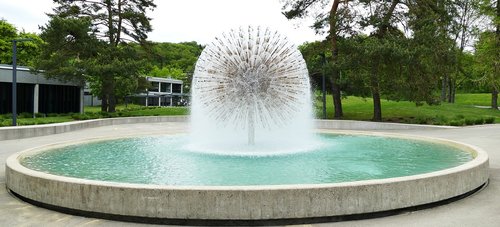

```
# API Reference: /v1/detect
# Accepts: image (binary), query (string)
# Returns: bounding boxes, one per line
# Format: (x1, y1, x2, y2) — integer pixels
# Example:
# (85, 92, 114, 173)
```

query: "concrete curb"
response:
(0, 117, 456, 141)
(0, 116, 188, 141)
(315, 119, 457, 130)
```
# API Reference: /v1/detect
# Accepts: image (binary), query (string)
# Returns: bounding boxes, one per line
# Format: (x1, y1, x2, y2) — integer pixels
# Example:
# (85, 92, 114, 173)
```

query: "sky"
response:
(0, 0, 325, 45)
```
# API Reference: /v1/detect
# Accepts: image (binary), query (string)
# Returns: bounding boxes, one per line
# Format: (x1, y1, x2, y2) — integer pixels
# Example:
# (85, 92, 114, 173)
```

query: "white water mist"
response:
(189, 26, 316, 155)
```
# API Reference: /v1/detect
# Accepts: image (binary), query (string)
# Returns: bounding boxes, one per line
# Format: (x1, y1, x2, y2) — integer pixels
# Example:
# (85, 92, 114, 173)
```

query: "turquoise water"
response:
(21, 134, 472, 186)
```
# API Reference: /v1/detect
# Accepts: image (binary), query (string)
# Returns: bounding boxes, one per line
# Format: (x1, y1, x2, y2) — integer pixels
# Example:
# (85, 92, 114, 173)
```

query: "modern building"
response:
(0, 64, 84, 115)
(83, 83, 102, 107)
(128, 76, 188, 107)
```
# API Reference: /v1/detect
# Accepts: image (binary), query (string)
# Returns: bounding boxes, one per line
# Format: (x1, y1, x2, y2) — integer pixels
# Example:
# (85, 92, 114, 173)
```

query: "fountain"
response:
(190, 26, 314, 153)
(5, 27, 489, 224)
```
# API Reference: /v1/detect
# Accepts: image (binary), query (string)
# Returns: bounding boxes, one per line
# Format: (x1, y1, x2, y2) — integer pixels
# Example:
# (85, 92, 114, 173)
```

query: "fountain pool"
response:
(5, 129, 489, 223)
(21, 133, 472, 186)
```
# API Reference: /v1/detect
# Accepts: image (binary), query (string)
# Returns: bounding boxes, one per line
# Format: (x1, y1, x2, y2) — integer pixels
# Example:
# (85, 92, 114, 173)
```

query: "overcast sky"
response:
(0, 0, 325, 45)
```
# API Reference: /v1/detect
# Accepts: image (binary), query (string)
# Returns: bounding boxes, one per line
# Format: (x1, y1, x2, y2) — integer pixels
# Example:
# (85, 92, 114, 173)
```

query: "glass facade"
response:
(0, 82, 80, 114)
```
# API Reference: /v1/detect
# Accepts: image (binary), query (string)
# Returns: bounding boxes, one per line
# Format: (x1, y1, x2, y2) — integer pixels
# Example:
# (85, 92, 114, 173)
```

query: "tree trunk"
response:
(441, 76, 447, 102)
(492, 87, 499, 110)
(101, 95, 108, 112)
(448, 79, 455, 103)
(108, 78, 116, 112)
(368, 0, 399, 122)
(371, 62, 382, 121)
(109, 92, 116, 112)
(101, 78, 113, 112)
(331, 72, 343, 119)
(329, 0, 343, 119)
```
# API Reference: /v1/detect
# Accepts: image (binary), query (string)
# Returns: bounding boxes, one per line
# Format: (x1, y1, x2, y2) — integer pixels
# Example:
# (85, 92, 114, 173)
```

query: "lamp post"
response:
(12, 38, 33, 126)
(321, 53, 327, 119)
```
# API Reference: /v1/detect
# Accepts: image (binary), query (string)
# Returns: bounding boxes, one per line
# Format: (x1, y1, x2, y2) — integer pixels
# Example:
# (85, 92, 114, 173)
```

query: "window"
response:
(172, 84, 182, 93)
(150, 82, 159, 92)
(160, 83, 171, 93)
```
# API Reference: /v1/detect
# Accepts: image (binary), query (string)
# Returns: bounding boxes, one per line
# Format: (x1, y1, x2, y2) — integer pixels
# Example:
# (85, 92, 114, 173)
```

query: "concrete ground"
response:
(0, 122, 498, 226)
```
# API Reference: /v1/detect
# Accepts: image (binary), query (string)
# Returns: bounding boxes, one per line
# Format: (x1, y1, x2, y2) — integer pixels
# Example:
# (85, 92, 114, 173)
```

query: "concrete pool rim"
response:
(5, 130, 490, 224)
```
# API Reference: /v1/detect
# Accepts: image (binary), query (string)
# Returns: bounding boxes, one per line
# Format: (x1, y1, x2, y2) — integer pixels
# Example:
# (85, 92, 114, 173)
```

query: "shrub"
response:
(0, 119, 12, 127)
(117, 112, 132, 117)
(474, 118, 485, 125)
(34, 113, 45, 118)
(449, 119, 465, 126)
(71, 114, 91, 120)
(464, 118, 475, 125)
(484, 117, 495, 124)
(415, 116, 430, 124)
(18, 112, 32, 118)
(432, 115, 449, 125)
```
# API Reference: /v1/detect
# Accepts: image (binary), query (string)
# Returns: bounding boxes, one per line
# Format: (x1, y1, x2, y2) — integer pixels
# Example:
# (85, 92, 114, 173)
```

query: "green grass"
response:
(315, 94, 500, 125)
(455, 93, 493, 106)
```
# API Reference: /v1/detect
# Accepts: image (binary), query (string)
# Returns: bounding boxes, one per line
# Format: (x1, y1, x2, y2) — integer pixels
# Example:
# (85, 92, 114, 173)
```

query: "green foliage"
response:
(147, 65, 184, 79)
(36, 0, 156, 112)
(0, 119, 12, 127)
(18, 112, 32, 118)
(474, 118, 486, 124)
(0, 19, 43, 66)
(449, 119, 466, 126)
(0, 19, 18, 64)
(138, 42, 203, 92)
(474, 31, 499, 93)
(35, 16, 96, 83)
(485, 116, 496, 124)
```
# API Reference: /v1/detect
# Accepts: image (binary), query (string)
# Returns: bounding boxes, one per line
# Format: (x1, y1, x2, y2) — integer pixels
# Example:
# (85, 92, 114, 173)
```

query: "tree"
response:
(282, 0, 357, 119)
(478, 0, 499, 109)
(35, 0, 156, 112)
(439, 0, 484, 103)
(138, 41, 204, 92)
(147, 66, 184, 79)
(0, 20, 43, 66)
(475, 31, 499, 109)
(358, 0, 403, 121)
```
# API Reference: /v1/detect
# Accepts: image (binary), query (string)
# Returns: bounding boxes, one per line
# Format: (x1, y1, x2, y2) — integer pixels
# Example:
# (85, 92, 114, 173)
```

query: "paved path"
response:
(0, 122, 498, 226)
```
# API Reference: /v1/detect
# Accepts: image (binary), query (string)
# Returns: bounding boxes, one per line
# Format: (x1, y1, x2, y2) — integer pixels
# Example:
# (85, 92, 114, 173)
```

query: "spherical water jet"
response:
(190, 26, 313, 153)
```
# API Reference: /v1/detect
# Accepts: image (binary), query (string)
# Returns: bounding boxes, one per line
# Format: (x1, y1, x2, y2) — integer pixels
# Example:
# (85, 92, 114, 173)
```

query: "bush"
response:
(449, 119, 465, 126)
(474, 118, 485, 125)
(464, 118, 475, 125)
(34, 113, 45, 118)
(484, 117, 495, 124)
(18, 112, 32, 118)
(433, 115, 449, 125)
(117, 112, 132, 117)
(71, 114, 91, 120)
(0, 119, 12, 127)
(415, 116, 430, 124)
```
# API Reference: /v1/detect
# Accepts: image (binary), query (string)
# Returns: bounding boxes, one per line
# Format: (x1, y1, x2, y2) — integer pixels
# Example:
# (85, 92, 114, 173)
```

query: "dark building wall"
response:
(0, 82, 34, 114)
(39, 84, 80, 114)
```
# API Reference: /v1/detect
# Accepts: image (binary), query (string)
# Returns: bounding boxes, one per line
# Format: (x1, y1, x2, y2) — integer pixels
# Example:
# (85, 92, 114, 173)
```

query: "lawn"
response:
(315, 93, 500, 125)
(1, 93, 498, 127)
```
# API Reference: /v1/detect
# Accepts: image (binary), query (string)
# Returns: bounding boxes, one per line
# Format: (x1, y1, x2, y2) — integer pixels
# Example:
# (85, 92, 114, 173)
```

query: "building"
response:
(129, 76, 188, 107)
(83, 83, 102, 107)
(0, 64, 83, 115)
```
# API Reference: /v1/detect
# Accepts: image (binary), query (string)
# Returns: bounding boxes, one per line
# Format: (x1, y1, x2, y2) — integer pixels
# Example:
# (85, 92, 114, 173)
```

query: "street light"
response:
(320, 53, 327, 119)
(12, 38, 33, 126)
